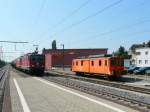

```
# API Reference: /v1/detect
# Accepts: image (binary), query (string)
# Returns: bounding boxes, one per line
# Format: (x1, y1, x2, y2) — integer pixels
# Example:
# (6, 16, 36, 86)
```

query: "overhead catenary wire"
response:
(77, 19, 150, 46)
(71, 18, 150, 44)
(84, 18, 150, 40)
(51, 0, 92, 29)
(68, 0, 150, 45)
(30, 0, 47, 39)
(40, 0, 92, 38)
(49, 0, 124, 38)
(33, 0, 47, 26)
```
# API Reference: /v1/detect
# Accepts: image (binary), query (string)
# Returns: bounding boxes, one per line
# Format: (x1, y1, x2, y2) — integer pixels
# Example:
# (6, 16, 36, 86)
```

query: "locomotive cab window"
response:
(31, 57, 35, 61)
(111, 60, 115, 66)
(111, 59, 118, 66)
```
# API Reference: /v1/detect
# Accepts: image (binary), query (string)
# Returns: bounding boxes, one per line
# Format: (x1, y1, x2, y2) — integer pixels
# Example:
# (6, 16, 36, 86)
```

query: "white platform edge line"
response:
(13, 79, 31, 112)
(34, 77, 126, 112)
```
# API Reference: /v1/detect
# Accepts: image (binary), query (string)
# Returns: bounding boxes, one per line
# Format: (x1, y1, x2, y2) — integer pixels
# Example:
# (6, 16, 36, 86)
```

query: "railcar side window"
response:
(99, 60, 101, 66)
(91, 61, 94, 66)
(105, 60, 107, 66)
(76, 61, 78, 66)
(81, 61, 83, 66)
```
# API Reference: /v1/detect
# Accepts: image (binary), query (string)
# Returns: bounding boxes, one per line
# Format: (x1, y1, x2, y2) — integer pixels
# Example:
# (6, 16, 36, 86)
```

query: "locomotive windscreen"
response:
(30, 55, 45, 63)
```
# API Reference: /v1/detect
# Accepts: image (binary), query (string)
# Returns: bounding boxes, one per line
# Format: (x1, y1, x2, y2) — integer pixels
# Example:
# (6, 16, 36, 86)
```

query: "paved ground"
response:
(10, 69, 139, 112)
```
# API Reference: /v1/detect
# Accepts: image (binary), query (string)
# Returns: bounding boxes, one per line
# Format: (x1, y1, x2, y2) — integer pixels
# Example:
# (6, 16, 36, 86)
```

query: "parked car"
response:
(146, 70, 150, 75)
(127, 67, 139, 74)
(133, 67, 150, 75)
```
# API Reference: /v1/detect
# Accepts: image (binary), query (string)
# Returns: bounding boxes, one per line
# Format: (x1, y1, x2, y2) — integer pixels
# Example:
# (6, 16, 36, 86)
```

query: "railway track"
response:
(47, 70, 150, 95)
(0, 67, 9, 89)
(0, 66, 10, 112)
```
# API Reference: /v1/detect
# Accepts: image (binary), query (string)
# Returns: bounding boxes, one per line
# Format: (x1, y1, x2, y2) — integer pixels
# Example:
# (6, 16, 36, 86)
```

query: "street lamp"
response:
(60, 44, 64, 70)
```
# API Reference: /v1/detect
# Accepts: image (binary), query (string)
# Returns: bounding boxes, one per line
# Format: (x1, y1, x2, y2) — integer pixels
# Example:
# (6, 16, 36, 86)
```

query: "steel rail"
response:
(48, 71, 150, 95)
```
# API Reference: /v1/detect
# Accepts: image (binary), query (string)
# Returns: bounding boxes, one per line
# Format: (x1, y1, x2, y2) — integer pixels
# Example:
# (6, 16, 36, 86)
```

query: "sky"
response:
(0, 0, 150, 62)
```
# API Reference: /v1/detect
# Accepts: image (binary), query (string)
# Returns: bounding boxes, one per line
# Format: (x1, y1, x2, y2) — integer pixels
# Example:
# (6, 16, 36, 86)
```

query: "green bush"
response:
(0, 60, 6, 68)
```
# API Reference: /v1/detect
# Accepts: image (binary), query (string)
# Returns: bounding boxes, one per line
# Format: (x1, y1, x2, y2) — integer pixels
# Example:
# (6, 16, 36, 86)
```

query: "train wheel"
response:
(80, 72, 84, 76)
(106, 76, 114, 80)
(75, 72, 80, 76)
(76, 72, 84, 76)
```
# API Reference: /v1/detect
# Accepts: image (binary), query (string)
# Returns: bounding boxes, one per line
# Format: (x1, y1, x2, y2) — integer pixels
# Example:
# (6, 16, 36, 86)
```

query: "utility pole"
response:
(0, 41, 29, 62)
(0, 41, 29, 51)
(60, 44, 64, 70)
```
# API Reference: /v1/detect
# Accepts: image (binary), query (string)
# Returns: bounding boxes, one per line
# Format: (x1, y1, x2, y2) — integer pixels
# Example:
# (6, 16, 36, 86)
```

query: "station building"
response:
(42, 48, 108, 70)
(130, 47, 150, 67)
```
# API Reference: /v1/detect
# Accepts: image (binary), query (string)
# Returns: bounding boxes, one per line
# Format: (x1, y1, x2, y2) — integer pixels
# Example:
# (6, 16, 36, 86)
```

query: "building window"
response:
(91, 61, 94, 66)
(145, 51, 148, 55)
(145, 60, 148, 64)
(105, 60, 107, 66)
(99, 60, 101, 66)
(81, 61, 83, 66)
(136, 52, 141, 55)
(139, 60, 142, 64)
(76, 61, 78, 66)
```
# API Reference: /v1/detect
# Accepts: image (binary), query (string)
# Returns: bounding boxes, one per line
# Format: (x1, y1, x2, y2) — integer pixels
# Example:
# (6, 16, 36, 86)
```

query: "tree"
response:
(52, 40, 57, 50)
(118, 46, 125, 54)
(114, 46, 129, 58)
(0, 60, 6, 68)
(147, 40, 150, 47)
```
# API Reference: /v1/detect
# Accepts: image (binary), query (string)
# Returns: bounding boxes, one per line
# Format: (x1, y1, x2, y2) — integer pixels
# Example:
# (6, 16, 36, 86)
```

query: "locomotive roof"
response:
(88, 54, 112, 58)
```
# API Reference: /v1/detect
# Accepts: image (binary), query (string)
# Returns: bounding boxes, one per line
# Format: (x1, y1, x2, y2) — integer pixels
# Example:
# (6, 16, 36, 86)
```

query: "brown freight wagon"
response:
(72, 55, 124, 78)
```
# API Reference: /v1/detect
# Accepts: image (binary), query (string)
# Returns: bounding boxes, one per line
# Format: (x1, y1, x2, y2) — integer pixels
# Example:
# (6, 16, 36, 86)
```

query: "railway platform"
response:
(5, 68, 139, 112)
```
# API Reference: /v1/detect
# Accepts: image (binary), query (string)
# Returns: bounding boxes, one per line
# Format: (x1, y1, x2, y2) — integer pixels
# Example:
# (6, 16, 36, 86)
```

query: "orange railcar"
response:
(72, 55, 124, 78)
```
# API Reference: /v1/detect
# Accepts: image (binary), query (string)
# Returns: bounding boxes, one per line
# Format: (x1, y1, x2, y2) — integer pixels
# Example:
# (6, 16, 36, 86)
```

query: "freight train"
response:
(71, 55, 124, 79)
(12, 53, 125, 79)
(12, 53, 45, 75)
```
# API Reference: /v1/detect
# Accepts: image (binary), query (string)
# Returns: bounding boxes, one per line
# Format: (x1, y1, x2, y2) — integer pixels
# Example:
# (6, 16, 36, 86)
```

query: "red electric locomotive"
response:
(13, 53, 45, 75)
